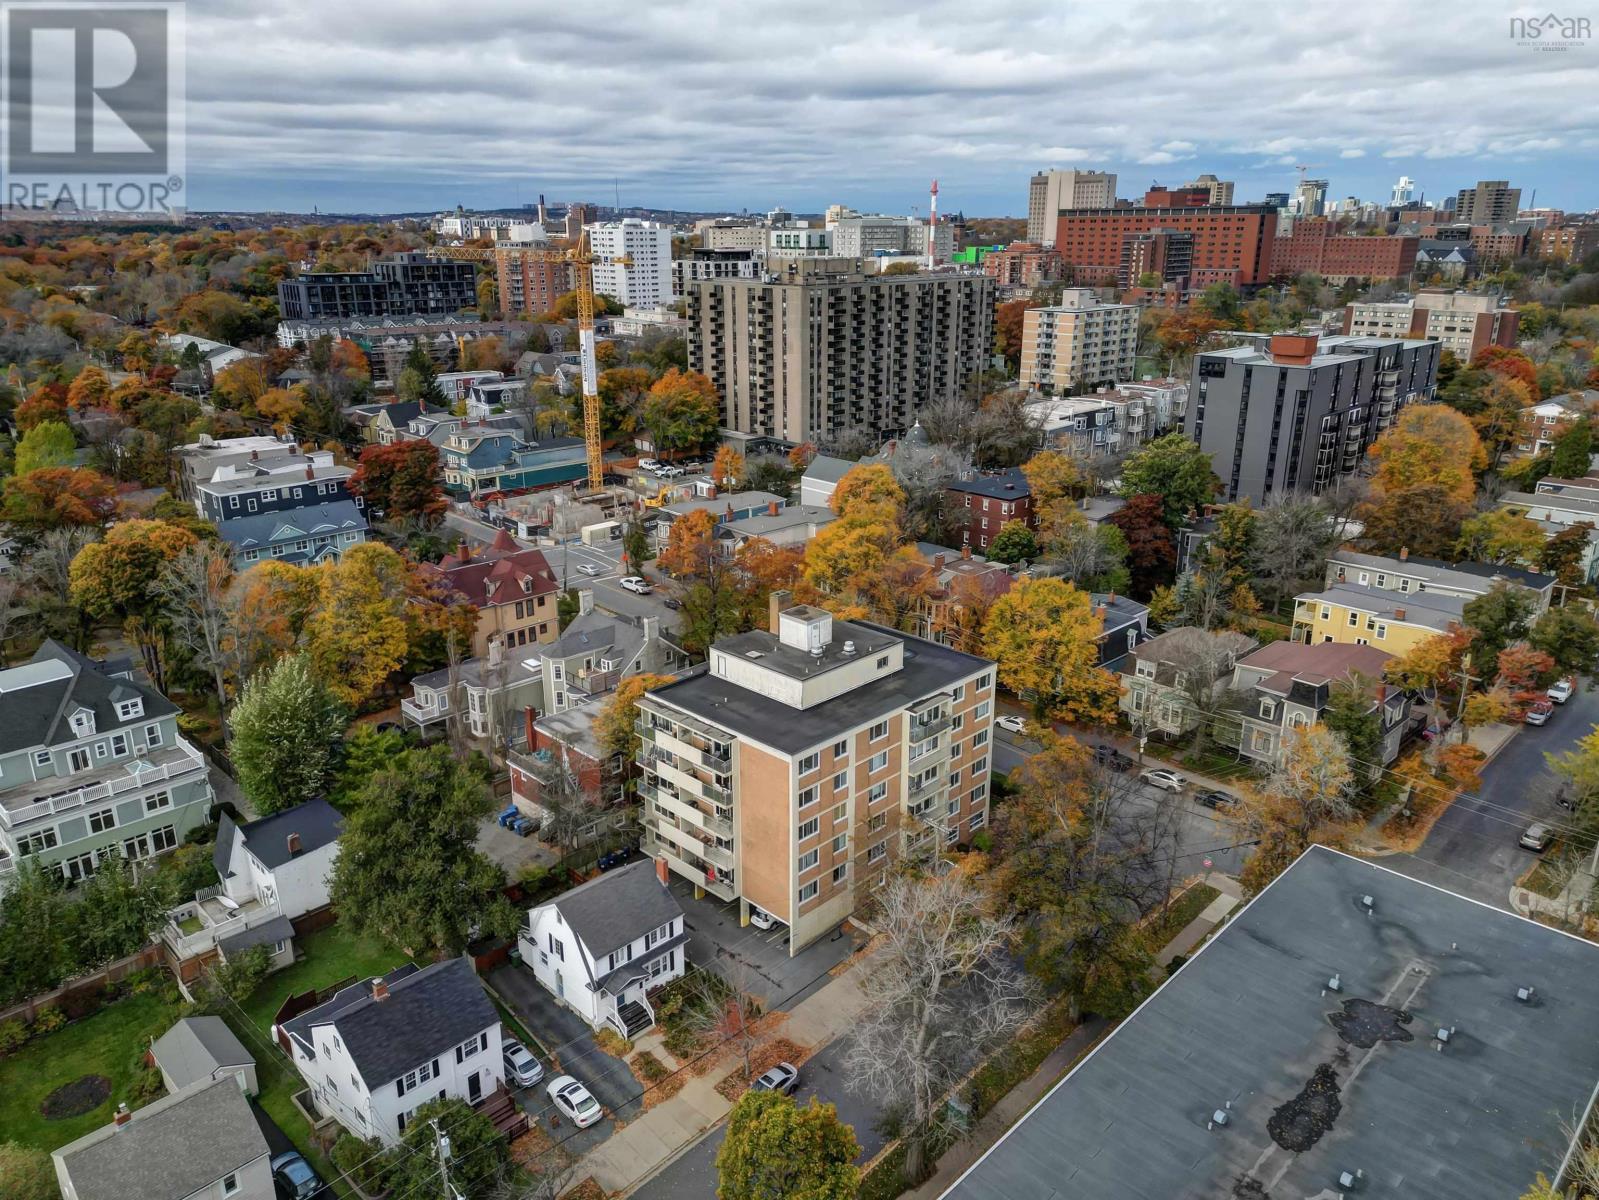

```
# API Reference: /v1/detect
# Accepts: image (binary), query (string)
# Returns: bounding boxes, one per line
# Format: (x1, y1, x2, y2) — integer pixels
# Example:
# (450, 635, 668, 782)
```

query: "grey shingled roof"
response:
(218, 914, 296, 956)
(219, 797, 343, 874)
(214, 498, 368, 551)
(151, 1016, 253, 1090)
(802, 454, 855, 485)
(54, 1076, 268, 1200)
(0, 640, 177, 756)
(282, 957, 494, 1088)
(547, 859, 683, 962)
(942, 846, 1599, 1200)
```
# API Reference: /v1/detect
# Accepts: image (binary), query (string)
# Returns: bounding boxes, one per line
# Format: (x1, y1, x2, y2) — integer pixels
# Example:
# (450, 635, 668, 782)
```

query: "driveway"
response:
(476, 814, 556, 877)
(667, 879, 865, 1011)
(487, 963, 642, 1149)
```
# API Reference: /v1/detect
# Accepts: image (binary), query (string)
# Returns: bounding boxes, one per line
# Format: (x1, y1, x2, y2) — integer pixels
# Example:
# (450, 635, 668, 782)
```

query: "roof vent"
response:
(1360, 894, 1375, 914)
(843, 640, 856, 655)
(1434, 1025, 1454, 1050)
(1516, 985, 1537, 1004)
(1208, 1101, 1231, 1131)
(1325, 973, 1341, 994)
(1339, 1168, 1365, 1189)
(745, 651, 763, 659)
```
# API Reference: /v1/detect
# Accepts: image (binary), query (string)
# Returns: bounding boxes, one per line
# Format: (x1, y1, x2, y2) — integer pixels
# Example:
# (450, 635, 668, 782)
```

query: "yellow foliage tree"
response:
(712, 445, 745, 489)
(257, 386, 307, 433)
(981, 577, 1120, 725)
(1021, 450, 1084, 507)
(596, 673, 676, 763)
(303, 543, 413, 707)
(831, 463, 905, 526)
(1365, 404, 1483, 503)
(657, 508, 720, 581)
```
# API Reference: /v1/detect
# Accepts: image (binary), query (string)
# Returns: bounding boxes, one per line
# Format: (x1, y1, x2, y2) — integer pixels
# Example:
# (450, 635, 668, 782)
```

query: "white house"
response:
(281, 958, 504, 1146)
(53, 1076, 273, 1200)
(519, 859, 687, 1039)
(214, 798, 343, 920)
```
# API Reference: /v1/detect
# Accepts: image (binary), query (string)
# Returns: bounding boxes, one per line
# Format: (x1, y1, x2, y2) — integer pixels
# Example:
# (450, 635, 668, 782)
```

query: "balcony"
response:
(642, 782, 733, 839)
(909, 712, 952, 742)
(643, 830, 736, 901)
(400, 695, 449, 726)
(2, 738, 209, 831)
(637, 720, 730, 772)
(648, 757, 730, 808)
(161, 889, 285, 961)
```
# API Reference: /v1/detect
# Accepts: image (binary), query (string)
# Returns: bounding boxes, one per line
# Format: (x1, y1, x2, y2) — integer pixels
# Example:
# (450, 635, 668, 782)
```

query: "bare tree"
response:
(156, 541, 238, 731)
(1152, 627, 1254, 760)
(1253, 496, 1338, 615)
(681, 958, 767, 1082)
(882, 438, 971, 543)
(846, 870, 1034, 1184)
(537, 745, 598, 859)
(25, 526, 97, 646)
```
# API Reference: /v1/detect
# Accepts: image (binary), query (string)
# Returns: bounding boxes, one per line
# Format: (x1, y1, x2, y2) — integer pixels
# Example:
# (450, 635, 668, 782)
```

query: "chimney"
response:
(1399, 546, 1409, 561)
(1394, 608, 1407, 621)
(1094, 604, 1107, 620)
(250, 449, 259, 461)
(933, 554, 946, 570)
(372, 978, 390, 1002)
(769, 588, 792, 634)
(706, 484, 717, 500)
(656, 856, 670, 887)
(113, 1104, 131, 1130)
(962, 544, 972, 560)
(305, 465, 314, 480)
(457, 539, 471, 562)
(1108, 591, 1117, 603)
(643, 615, 660, 645)
(524, 705, 536, 748)
(286, 832, 302, 856)
(767, 500, 780, 516)
(578, 588, 595, 615)
(1376, 684, 1387, 702)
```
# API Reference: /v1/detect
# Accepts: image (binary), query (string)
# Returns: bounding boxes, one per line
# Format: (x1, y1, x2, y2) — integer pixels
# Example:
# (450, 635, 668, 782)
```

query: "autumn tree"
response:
(830, 463, 905, 525)
(982, 577, 1120, 724)
(595, 673, 676, 765)
(303, 542, 415, 706)
(1454, 508, 1545, 567)
(348, 439, 446, 525)
(993, 298, 1031, 371)
(1473, 344, 1540, 397)
(330, 746, 518, 955)
(1233, 724, 1359, 895)
(986, 520, 1038, 564)
(1538, 523, 1593, 586)
(13, 420, 76, 475)
(13, 385, 68, 431)
(1462, 582, 1536, 666)
(2, 466, 118, 532)
(846, 870, 1031, 1185)
(1365, 404, 1483, 502)
(1037, 503, 1129, 594)
(1358, 483, 1473, 559)
(211, 358, 269, 412)
(69, 518, 198, 688)
(228, 655, 347, 815)
(712, 444, 746, 489)
(641, 368, 719, 457)
(66, 364, 110, 410)
(657, 507, 720, 581)
(597, 366, 652, 440)
(716, 1092, 861, 1200)
(1104, 494, 1177, 598)
(1020, 449, 1084, 506)
(1117, 434, 1221, 529)
(1468, 375, 1533, 467)
(1529, 606, 1599, 681)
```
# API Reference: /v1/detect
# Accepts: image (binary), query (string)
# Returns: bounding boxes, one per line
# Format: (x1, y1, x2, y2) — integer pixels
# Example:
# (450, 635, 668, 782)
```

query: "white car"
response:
(620, 576, 653, 595)
(748, 906, 777, 930)
(576, 563, 602, 577)
(1139, 768, 1187, 794)
(502, 1040, 543, 1088)
(996, 714, 1027, 735)
(546, 1075, 603, 1128)
(637, 458, 661, 472)
(656, 465, 685, 478)
(1548, 678, 1574, 704)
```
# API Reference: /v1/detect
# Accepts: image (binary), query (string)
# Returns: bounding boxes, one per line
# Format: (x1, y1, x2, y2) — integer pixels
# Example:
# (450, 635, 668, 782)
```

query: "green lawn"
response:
(1145, 883, 1224, 950)
(0, 991, 182, 1152)
(239, 923, 408, 1036)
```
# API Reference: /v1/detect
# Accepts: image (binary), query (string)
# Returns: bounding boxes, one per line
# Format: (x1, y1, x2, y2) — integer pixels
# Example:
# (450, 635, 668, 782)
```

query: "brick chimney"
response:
(1398, 546, 1409, 561)
(656, 856, 670, 887)
(113, 1103, 131, 1130)
(933, 554, 946, 570)
(305, 465, 314, 480)
(458, 539, 471, 562)
(767, 500, 780, 517)
(372, 977, 390, 1002)
(706, 484, 718, 500)
(286, 832, 302, 857)
(769, 588, 792, 634)
(1394, 608, 1407, 621)
(524, 705, 536, 748)
(250, 449, 259, 460)
(962, 544, 972, 559)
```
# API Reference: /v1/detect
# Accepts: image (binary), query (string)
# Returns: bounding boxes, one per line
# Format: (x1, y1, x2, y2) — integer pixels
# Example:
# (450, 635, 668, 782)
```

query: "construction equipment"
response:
(422, 236, 626, 493)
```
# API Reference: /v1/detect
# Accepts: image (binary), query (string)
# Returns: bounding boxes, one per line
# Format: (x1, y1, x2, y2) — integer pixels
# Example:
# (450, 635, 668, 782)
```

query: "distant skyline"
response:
(182, 0, 1595, 217)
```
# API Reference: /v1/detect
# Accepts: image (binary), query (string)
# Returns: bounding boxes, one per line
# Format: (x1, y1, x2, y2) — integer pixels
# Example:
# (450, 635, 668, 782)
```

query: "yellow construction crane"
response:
(423, 236, 625, 493)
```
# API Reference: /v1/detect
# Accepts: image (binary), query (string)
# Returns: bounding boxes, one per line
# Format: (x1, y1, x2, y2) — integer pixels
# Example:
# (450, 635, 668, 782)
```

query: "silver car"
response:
(502, 1039, 544, 1087)
(751, 1061, 800, 1095)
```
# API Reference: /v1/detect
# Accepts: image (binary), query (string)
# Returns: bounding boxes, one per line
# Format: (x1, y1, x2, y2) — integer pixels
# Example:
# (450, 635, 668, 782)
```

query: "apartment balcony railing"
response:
(636, 721, 730, 772)
(643, 830, 736, 901)
(400, 696, 449, 726)
(161, 892, 285, 961)
(1, 738, 209, 831)
(649, 758, 730, 807)
(641, 782, 733, 839)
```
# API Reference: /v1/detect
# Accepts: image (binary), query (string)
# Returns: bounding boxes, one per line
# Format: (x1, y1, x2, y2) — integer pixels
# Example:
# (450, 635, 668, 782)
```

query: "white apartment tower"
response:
(587, 219, 674, 309)
(1027, 170, 1118, 246)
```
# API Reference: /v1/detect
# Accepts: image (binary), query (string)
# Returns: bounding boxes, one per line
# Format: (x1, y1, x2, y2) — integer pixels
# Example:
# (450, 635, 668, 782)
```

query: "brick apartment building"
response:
(636, 600, 997, 952)
(1118, 228, 1194, 289)
(983, 242, 1064, 288)
(945, 469, 1037, 551)
(1054, 194, 1277, 288)
(1536, 222, 1599, 263)
(1269, 219, 1419, 283)
(493, 250, 572, 321)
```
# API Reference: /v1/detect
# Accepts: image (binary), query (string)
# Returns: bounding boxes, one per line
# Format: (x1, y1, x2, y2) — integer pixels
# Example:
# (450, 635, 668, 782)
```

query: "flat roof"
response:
(943, 846, 1599, 1200)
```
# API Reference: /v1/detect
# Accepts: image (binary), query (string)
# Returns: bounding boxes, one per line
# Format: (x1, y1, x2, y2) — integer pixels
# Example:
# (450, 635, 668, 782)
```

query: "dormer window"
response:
(116, 698, 143, 721)
(1259, 699, 1275, 719)
(70, 709, 95, 736)
(521, 577, 533, 594)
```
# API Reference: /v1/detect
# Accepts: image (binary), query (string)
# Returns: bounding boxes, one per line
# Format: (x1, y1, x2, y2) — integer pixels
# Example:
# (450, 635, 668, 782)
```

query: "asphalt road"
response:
(1385, 681, 1599, 907)
(633, 1035, 887, 1200)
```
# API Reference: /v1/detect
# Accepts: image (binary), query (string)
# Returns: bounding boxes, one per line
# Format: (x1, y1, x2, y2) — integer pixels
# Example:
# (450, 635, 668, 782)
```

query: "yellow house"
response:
(1292, 584, 1467, 656)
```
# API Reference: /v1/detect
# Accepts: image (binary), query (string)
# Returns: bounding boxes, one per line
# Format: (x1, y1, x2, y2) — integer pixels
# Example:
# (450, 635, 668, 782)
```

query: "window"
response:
(970, 756, 987, 776)
(94, 740, 107, 759)
(144, 791, 171, 814)
(832, 740, 848, 757)
(110, 732, 128, 756)
(977, 673, 992, 691)
(798, 848, 818, 871)
(1375, 623, 1387, 640)
(868, 780, 887, 804)
(832, 771, 847, 792)
(798, 880, 818, 904)
(832, 832, 847, 854)
(222, 1173, 239, 1196)
(798, 752, 820, 774)
(876, 655, 890, 669)
(832, 801, 847, 824)
(116, 698, 143, 720)
(868, 812, 888, 832)
(952, 684, 964, 702)
(18, 829, 57, 857)
(145, 723, 164, 747)
(952, 713, 964, 732)
(33, 749, 50, 767)
(832, 863, 849, 884)
(455, 1031, 487, 1064)
(798, 817, 819, 840)
(1347, 611, 1359, 627)
(869, 720, 889, 742)
(972, 730, 989, 748)
(150, 825, 176, 853)
(547, 934, 564, 962)
(866, 842, 888, 863)
(1259, 699, 1275, 718)
(88, 808, 116, 833)
(867, 750, 888, 773)
(969, 812, 987, 832)
(974, 700, 990, 720)
(971, 782, 989, 804)
(1320, 606, 1331, 621)
(395, 1060, 438, 1097)
(798, 785, 818, 809)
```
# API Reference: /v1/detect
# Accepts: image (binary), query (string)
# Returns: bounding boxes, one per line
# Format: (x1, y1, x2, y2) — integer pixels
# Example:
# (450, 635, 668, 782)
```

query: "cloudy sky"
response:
(182, 0, 1597, 216)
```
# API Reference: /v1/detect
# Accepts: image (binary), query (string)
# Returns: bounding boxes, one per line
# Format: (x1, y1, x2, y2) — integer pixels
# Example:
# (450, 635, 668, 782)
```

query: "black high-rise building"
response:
(277, 253, 478, 321)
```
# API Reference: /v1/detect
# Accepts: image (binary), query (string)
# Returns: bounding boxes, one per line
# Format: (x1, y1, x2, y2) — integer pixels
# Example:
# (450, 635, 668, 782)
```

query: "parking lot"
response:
(488, 964, 641, 1155)
(667, 879, 865, 1011)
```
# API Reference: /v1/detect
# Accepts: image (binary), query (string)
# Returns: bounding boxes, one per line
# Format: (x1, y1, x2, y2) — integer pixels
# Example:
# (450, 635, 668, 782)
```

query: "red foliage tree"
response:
(1, 466, 118, 531)
(14, 383, 69, 431)
(348, 440, 446, 524)
(1472, 345, 1540, 399)
(1105, 493, 1177, 599)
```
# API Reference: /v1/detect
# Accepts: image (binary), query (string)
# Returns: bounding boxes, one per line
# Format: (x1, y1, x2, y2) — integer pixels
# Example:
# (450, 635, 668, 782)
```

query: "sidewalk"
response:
(578, 947, 875, 1194)
(1154, 872, 1244, 967)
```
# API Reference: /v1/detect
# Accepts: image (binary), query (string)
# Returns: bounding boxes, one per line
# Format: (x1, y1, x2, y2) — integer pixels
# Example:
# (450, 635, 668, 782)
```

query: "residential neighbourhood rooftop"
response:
(0, 640, 176, 757)
(1235, 639, 1393, 696)
(540, 858, 683, 965)
(946, 468, 1031, 500)
(942, 846, 1599, 1200)
(214, 797, 344, 880)
(149, 1016, 253, 1091)
(1328, 547, 1556, 593)
(1302, 583, 1468, 631)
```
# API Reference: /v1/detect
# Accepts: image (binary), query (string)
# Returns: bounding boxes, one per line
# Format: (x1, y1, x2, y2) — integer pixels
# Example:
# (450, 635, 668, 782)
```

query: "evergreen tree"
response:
(228, 654, 347, 815)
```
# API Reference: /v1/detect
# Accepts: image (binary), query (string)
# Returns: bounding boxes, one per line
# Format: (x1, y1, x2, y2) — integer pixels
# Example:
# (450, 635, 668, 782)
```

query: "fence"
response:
(0, 944, 164, 1026)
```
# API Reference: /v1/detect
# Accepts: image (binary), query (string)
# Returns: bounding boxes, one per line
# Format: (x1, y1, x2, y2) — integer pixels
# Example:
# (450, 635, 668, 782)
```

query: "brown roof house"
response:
(419, 529, 560, 657)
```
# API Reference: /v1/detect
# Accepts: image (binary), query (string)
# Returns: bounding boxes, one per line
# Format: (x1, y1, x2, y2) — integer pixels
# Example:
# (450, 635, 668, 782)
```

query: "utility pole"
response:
(1449, 666, 1482, 745)
(431, 1119, 462, 1200)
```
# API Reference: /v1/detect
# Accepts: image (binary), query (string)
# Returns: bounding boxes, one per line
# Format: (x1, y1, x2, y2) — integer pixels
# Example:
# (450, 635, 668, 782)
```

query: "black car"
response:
(1094, 745, 1135, 772)
(663, 597, 682, 611)
(271, 1151, 326, 1200)
(597, 844, 637, 871)
(1195, 789, 1236, 810)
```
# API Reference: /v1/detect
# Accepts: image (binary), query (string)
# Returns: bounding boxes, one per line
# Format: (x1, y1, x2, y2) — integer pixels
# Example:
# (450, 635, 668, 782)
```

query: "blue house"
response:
(440, 425, 587, 497)
(218, 499, 370, 568)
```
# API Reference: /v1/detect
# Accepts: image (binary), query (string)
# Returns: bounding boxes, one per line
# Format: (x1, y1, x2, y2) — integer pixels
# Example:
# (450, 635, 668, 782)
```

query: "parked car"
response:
(271, 1151, 326, 1200)
(1525, 700, 1554, 726)
(751, 1062, 801, 1095)
(637, 458, 661, 472)
(1195, 789, 1235, 811)
(663, 597, 682, 611)
(996, 714, 1027, 735)
(576, 563, 602, 577)
(1548, 678, 1574, 704)
(620, 575, 653, 595)
(748, 906, 777, 930)
(656, 465, 685, 478)
(597, 844, 635, 871)
(503, 1040, 544, 1088)
(547, 1075, 604, 1128)
(1139, 767, 1187, 793)
(1519, 822, 1554, 852)
(1094, 745, 1136, 772)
